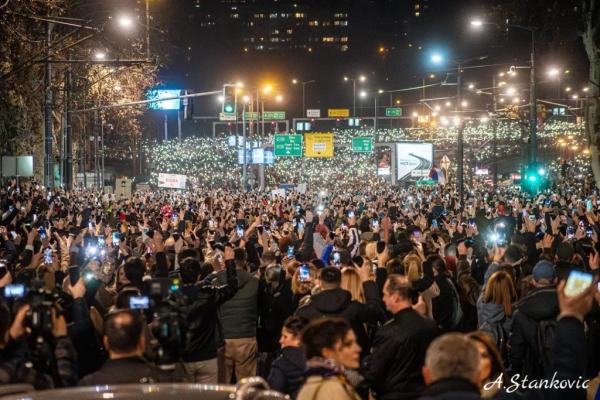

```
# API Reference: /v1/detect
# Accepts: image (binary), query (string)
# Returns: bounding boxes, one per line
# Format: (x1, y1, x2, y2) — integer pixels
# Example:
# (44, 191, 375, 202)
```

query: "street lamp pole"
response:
(301, 80, 315, 117)
(492, 75, 498, 189)
(528, 28, 537, 164)
(374, 95, 378, 132)
(456, 62, 464, 209)
(353, 79, 356, 116)
(145, 0, 151, 60)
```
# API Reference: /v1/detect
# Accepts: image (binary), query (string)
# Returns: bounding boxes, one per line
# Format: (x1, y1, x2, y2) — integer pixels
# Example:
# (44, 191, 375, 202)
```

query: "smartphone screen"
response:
(236, 224, 244, 238)
(299, 265, 311, 282)
(332, 251, 341, 265)
(587, 228, 593, 238)
(287, 245, 294, 258)
(43, 248, 53, 264)
(4, 284, 24, 298)
(566, 226, 575, 239)
(97, 235, 105, 248)
(38, 227, 47, 240)
(565, 270, 593, 297)
(112, 232, 120, 246)
(129, 295, 150, 310)
(432, 220, 439, 229)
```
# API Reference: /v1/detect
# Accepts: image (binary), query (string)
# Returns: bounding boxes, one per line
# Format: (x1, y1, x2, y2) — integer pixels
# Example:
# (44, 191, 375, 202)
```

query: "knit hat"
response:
(532, 259, 556, 282)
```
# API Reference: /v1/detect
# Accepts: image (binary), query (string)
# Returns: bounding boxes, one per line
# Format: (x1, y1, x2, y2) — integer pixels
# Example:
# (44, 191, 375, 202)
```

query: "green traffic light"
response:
(224, 105, 234, 113)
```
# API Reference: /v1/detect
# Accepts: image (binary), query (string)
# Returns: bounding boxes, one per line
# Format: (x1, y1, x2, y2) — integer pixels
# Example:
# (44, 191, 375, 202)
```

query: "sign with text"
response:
(395, 142, 434, 182)
(327, 108, 350, 118)
(351, 137, 373, 153)
(263, 111, 286, 120)
(274, 134, 303, 157)
(306, 109, 320, 118)
(305, 133, 334, 158)
(158, 173, 187, 189)
(385, 107, 403, 117)
(243, 111, 260, 120)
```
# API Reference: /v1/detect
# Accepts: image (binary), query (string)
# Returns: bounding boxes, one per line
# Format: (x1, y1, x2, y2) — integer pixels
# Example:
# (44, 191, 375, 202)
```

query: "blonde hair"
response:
(291, 263, 317, 295)
(341, 267, 365, 303)
(403, 253, 423, 283)
(483, 271, 517, 317)
(364, 241, 377, 261)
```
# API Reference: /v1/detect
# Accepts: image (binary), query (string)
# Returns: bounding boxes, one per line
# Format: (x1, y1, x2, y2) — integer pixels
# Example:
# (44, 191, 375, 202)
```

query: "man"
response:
(79, 309, 172, 385)
(295, 265, 383, 358)
(419, 333, 482, 400)
(216, 247, 259, 383)
(363, 274, 438, 400)
(177, 246, 238, 383)
(510, 259, 559, 379)
(554, 241, 581, 281)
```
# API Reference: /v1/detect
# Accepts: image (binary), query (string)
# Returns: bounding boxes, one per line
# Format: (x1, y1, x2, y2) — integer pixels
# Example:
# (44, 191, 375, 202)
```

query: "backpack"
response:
(535, 319, 557, 375)
(480, 319, 510, 364)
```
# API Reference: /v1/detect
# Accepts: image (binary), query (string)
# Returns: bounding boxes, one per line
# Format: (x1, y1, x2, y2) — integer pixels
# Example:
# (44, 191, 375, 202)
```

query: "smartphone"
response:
(69, 265, 80, 285)
(38, 227, 47, 240)
(236, 224, 244, 238)
(33, 214, 37, 223)
(544, 199, 551, 207)
(528, 215, 536, 221)
(332, 251, 341, 266)
(372, 219, 379, 230)
(299, 264, 311, 282)
(297, 222, 305, 231)
(129, 295, 150, 310)
(287, 245, 295, 258)
(567, 226, 575, 239)
(587, 227, 594, 238)
(112, 232, 120, 246)
(97, 235, 105, 248)
(564, 270, 593, 297)
(4, 284, 25, 298)
(347, 210, 355, 218)
(587, 200, 594, 212)
(43, 248, 53, 265)
(295, 205, 301, 213)
(172, 214, 178, 222)
(432, 219, 439, 229)
(208, 219, 216, 229)
(413, 230, 421, 240)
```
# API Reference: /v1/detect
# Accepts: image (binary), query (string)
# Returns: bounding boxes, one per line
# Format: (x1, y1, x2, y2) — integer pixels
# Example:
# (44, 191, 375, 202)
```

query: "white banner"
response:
(395, 142, 433, 182)
(306, 109, 320, 118)
(158, 173, 187, 189)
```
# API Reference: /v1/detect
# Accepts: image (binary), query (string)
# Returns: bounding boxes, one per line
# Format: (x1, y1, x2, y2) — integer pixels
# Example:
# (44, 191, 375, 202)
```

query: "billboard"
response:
(158, 173, 187, 189)
(238, 147, 274, 165)
(147, 89, 182, 110)
(305, 133, 334, 157)
(376, 146, 392, 176)
(395, 142, 434, 182)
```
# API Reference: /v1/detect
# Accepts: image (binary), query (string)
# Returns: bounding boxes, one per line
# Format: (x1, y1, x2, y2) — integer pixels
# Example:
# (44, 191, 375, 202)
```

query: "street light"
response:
(275, 94, 283, 102)
(117, 15, 134, 29)
(292, 79, 315, 117)
(547, 67, 560, 77)
(344, 75, 367, 116)
(470, 19, 484, 28)
(359, 90, 367, 98)
(291, 78, 298, 84)
(93, 51, 106, 60)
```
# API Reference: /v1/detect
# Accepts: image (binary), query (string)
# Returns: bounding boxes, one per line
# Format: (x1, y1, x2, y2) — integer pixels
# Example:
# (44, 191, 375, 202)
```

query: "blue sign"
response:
(147, 89, 182, 110)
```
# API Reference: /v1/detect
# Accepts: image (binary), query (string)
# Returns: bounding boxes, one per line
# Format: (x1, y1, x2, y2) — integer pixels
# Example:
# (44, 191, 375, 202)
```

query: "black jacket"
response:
(267, 346, 306, 399)
(510, 286, 559, 379)
(418, 378, 481, 400)
(431, 275, 461, 332)
(78, 356, 173, 386)
(258, 278, 294, 353)
(216, 266, 259, 339)
(177, 260, 238, 362)
(295, 281, 384, 357)
(363, 308, 438, 400)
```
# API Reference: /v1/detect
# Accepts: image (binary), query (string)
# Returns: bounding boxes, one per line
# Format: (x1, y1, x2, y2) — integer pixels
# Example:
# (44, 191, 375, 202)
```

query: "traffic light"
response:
(222, 85, 236, 115)
(521, 162, 547, 194)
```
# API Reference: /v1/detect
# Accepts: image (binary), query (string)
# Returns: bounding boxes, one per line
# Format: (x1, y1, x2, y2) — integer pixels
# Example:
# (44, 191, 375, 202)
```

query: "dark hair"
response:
(180, 257, 201, 284)
(468, 331, 505, 382)
(385, 274, 413, 300)
(320, 267, 342, 286)
(199, 262, 214, 280)
(283, 315, 308, 336)
(427, 254, 447, 275)
(386, 258, 405, 275)
(302, 317, 352, 359)
(104, 310, 144, 354)
(503, 245, 523, 264)
(114, 288, 142, 309)
(123, 257, 145, 288)
(234, 247, 247, 268)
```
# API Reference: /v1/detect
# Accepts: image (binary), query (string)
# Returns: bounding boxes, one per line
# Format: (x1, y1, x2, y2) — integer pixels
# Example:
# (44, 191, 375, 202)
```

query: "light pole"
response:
(471, 19, 538, 164)
(344, 75, 366, 116)
(145, 0, 151, 60)
(292, 79, 315, 117)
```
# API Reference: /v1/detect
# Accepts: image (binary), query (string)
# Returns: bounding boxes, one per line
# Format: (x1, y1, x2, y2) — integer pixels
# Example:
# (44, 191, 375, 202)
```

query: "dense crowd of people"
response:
(0, 178, 600, 400)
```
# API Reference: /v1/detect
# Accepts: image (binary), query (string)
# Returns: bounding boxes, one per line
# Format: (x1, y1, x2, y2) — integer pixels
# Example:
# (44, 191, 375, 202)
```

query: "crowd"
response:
(0, 177, 599, 400)
(143, 121, 586, 191)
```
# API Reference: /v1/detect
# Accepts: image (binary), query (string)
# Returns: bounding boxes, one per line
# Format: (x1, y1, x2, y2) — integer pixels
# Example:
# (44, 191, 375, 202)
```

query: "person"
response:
(477, 270, 516, 361)
(428, 255, 463, 331)
(267, 316, 308, 399)
(467, 331, 504, 398)
(295, 265, 382, 358)
(177, 245, 238, 383)
(340, 267, 365, 303)
(216, 247, 259, 383)
(79, 309, 172, 385)
(509, 259, 559, 379)
(297, 317, 362, 400)
(362, 274, 438, 400)
(419, 333, 483, 400)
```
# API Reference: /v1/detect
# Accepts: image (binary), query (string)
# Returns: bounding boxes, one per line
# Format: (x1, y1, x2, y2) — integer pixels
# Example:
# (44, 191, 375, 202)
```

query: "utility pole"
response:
(456, 62, 464, 209)
(64, 51, 73, 189)
(492, 75, 498, 189)
(44, 18, 54, 188)
(529, 28, 537, 164)
(145, 0, 151, 60)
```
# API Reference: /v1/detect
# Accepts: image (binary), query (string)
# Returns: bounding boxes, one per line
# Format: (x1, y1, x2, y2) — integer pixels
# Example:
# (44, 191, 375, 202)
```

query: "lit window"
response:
(341, 36, 348, 42)
(286, 28, 293, 34)
(322, 37, 334, 42)
(415, 12, 420, 17)
(295, 12, 305, 18)
(270, 13, 277, 18)
(341, 45, 349, 51)
(230, 13, 239, 19)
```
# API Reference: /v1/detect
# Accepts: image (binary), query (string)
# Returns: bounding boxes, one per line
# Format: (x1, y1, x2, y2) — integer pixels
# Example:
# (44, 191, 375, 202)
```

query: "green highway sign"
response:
(263, 111, 286, 120)
(385, 107, 403, 117)
(274, 134, 303, 157)
(351, 137, 373, 153)
(243, 111, 260, 119)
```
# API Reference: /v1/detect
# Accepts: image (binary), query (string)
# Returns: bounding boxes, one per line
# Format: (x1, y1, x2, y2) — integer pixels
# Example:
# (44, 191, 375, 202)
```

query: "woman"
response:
(403, 253, 439, 319)
(477, 270, 517, 362)
(297, 318, 362, 400)
(340, 267, 365, 303)
(291, 263, 317, 309)
(267, 316, 308, 399)
(428, 255, 463, 331)
(468, 331, 504, 398)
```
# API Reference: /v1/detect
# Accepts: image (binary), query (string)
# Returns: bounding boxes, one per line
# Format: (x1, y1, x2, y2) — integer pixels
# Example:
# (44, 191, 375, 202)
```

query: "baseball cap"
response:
(532, 260, 556, 282)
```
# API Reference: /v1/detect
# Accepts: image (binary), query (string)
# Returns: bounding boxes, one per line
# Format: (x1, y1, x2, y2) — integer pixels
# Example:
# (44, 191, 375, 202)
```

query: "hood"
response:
(281, 346, 307, 370)
(478, 295, 506, 324)
(515, 286, 559, 321)
(310, 288, 352, 314)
